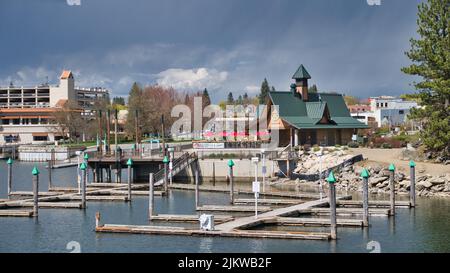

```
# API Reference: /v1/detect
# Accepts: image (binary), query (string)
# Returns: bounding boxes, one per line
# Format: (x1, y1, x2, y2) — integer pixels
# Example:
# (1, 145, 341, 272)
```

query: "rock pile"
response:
(294, 149, 354, 174)
(295, 164, 450, 197)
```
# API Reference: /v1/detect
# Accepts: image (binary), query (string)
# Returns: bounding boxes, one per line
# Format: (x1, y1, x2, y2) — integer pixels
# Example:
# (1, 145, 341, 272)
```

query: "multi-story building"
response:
(369, 96, 418, 127)
(0, 70, 109, 144)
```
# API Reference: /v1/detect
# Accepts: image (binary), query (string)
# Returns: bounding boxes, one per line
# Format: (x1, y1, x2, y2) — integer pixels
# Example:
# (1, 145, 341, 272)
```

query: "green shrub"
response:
(312, 146, 321, 152)
(381, 142, 392, 149)
(347, 141, 359, 148)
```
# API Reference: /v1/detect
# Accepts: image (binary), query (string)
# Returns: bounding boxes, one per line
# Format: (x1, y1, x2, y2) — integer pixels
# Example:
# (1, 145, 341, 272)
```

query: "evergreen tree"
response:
(227, 92, 234, 104)
(401, 0, 450, 156)
(259, 78, 270, 104)
(202, 88, 211, 106)
(237, 95, 243, 105)
(271, 86, 276, 92)
(243, 93, 249, 104)
(126, 82, 143, 137)
(309, 84, 318, 93)
(112, 96, 125, 105)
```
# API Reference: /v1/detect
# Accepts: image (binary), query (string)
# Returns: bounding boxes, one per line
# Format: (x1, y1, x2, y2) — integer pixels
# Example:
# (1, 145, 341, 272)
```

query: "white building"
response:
(367, 96, 418, 127)
(0, 70, 109, 144)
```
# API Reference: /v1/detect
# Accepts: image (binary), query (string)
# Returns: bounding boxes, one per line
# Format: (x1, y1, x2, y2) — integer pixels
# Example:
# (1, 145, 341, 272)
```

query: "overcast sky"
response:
(0, 0, 423, 102)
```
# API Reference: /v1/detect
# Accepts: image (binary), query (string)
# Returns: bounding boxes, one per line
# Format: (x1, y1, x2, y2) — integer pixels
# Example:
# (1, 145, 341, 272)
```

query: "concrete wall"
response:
(175, 158, 280, 183)
(18, 145, 79, 161)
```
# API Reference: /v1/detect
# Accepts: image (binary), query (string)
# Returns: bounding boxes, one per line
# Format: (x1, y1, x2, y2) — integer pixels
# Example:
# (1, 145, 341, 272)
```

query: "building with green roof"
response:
(266, 64, 368, 146)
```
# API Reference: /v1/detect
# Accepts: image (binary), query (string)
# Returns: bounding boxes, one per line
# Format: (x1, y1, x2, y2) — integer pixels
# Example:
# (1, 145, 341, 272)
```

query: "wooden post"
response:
(80, 163, 87, 209)
(114, 109, 119, 183)
(149, 173, 155, 220)
(98, 110, 103, 155)
(161, 115, 166, 157)
(7, 158, 12, 197)
(127, 158, 133, 201)
(195, 166, 200, 208)
(32, 166, 40, 217)
(361, 168, 370, 227)
(163, 156, 169, 195)
(148, 173, 155, 221)
(49, 158, 54, 189)
(106, 109, 111, 155)
(327, 171, 337, 240)
(409, 160, 416, 207)
(135, 109, 139, 152)
(212, 161, 216, 186)
(389, 163, 396, 216)
(95, 212, 101, 228)
(228, 160, 235, 204)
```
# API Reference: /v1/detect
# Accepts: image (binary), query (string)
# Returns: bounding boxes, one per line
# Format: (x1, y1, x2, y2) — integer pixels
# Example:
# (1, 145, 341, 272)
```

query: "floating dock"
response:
(337, 200, 411, 208)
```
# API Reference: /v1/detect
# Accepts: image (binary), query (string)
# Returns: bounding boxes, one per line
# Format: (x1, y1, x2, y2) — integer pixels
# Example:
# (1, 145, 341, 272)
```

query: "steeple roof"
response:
(292, 64, 311, 80)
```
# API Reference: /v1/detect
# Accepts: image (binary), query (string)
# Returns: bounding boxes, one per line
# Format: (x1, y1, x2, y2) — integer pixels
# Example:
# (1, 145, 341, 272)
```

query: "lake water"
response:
(0, 161, 450, 253)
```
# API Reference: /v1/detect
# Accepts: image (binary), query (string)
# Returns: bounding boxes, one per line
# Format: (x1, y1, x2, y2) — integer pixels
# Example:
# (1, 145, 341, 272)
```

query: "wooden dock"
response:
(95, 223, 330, 240)
(337, 200, 411, 208)
(302, 207, 391, 217)
(0, 210, 33, 217)
(214, 197, 340, 232)
(233, 198, 303, 206)
(169, 183, 321, 199)
(150, 214, 234, 223)
(271, 217, 365, 227)
(196, 205, 273, 213)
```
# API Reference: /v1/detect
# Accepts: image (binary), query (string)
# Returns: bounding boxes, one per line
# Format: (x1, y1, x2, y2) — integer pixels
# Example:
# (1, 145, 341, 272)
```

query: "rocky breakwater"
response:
(329, 165, 450, 197)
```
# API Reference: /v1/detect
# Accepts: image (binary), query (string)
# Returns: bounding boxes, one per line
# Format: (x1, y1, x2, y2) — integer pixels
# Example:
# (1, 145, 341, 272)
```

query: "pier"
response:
(1, 151, 417, 243)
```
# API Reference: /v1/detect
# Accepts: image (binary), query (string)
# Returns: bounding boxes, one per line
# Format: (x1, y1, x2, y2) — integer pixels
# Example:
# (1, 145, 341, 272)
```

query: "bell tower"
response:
(292, 64, 311, 101)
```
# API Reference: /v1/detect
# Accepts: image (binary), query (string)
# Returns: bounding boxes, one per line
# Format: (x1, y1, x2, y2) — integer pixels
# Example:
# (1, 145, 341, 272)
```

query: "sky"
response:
(0, 0, 423, 103)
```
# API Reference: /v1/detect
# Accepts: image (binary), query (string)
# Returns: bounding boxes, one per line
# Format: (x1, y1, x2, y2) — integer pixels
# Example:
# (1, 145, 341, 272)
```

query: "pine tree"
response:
(259, 78, 270, 104)
(243, 93, 249, 104)
(202, 88, 211, 106)
(309, 84, 318, 93)
(126, 82, 142, 137)
(227, 92, 234, 104)
(401, 0, 450, 157)
(237, 95, 243, 105)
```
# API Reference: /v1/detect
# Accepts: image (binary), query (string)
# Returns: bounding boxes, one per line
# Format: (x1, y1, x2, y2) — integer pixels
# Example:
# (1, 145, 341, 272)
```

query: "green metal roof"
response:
(269, 91, 369, 130)
(292, 64, 312, 80)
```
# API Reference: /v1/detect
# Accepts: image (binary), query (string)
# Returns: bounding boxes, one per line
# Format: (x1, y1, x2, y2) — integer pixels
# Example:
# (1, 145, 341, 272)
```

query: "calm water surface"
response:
(0, 162, 449, 253)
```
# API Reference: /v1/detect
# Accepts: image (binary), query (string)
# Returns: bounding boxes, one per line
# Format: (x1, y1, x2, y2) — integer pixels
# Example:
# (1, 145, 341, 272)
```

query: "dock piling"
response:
(228, 160, 235, 204)
(361, 168, 370, 227)
(149, 173, 155, 220)
(32, 166, 40, 217)
(48, 159, 52, 190)
(195, 167, 200, 208)
(127, 158, 133, 201)
(163, 156, 169, 195)
(80, 163, 87, 209)
(389, 164, 396, 216)
(327, 171, 337, 240)
(409, 161, 416, 207)
(95, 212, 101, 228)
(7, 158, 13, 197)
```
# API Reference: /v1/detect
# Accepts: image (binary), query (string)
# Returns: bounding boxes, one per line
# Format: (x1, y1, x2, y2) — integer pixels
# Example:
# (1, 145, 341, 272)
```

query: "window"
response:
(1, 119, 9, 125)
(399, 110, 404, 114)
(376, 103, 379, 107)
(12, 119, 20, 125)
(33, 136, 48, 141)
(385, 103, 388, 107)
